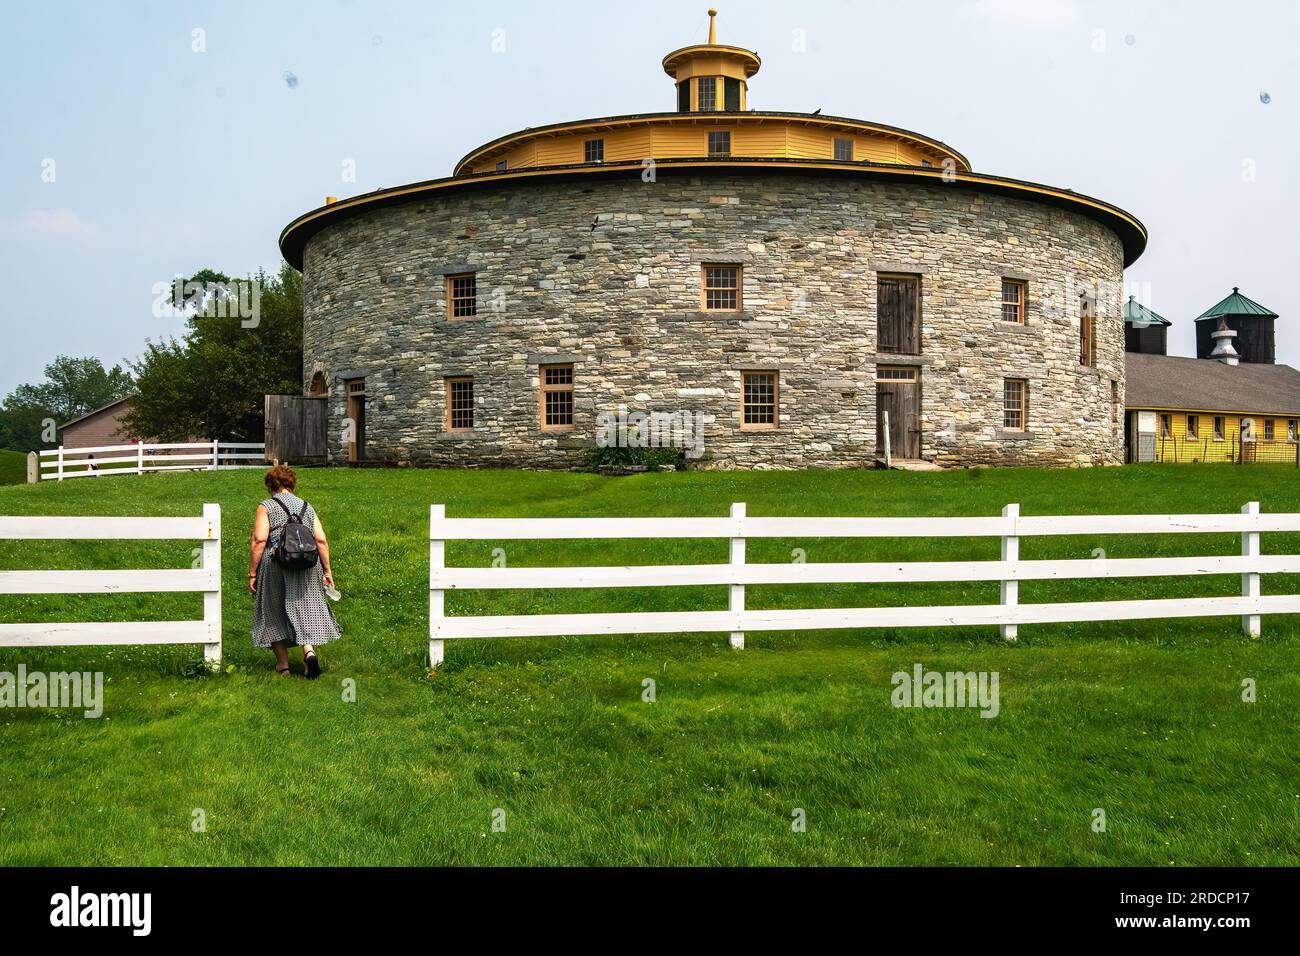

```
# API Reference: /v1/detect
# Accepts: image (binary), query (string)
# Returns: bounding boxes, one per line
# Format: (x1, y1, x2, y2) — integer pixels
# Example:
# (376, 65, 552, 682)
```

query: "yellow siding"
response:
(1135, 408, 1299, 463)
(605, 129, 653, 162)
(461, 118, 958, 174)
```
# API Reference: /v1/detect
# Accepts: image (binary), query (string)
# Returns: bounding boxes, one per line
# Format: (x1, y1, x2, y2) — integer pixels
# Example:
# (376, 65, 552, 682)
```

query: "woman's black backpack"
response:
(269, 498, 320, 571)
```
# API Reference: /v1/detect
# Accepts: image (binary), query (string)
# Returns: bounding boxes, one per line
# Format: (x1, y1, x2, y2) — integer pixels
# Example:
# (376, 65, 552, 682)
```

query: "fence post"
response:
(729, 502, 745, 649)
(136, 441, 144, 475)
(429, 503, 445, 667)
(1000, 503, 1019, 641)
(202, 503, 222, 667)
(1241, 501, 1261, 638)
(56, 446, 64, 481)
(883, 411, 892, 468)
(26, 451, 37, 484)
(211, 439, 219, 471)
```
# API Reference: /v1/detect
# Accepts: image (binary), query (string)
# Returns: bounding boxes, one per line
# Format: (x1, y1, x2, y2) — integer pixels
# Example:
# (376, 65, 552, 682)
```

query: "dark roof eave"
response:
(279, 158, 1147, 270)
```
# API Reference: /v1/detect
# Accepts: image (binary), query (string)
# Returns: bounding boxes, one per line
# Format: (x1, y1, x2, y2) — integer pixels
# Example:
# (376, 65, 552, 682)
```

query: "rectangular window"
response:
(877, 366, 917, 381)
(702, 264, 741, 311)
(495, 160, 507, 172)
(1079, 297, 1095, 367)
(724, 77, 741, 111)
(584, 139, 604, 163)
(1110, 380, 1119, 423)
(877, 274, 921, 354)
(741, 371, 778, 430)
(1002, 378, 1027, 430)
(1001, 279, 1026, 324)
(1160, 413, 1172, 438)
(1214, 416, 1226, 441)
(920, 159, 934, 168)
(1289, 419, 1298, 442)
(834, 137, 854, 161)
(1187, 414, 1199, 440)
(447, 273, 477, 319)
(707, 130, 731, 157)
(1264, 418, 1275, 441)
(697, 76, 717, 111)
(445, 377, 474, 431)
(539, 364, 574, 431)
(677, 81, 691, 112)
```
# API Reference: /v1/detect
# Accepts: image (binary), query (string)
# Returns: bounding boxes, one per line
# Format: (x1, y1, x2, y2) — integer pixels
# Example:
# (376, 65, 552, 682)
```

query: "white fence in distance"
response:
(427, 501, 1300, 665)
(34, 441, 266, 481)
(0, 505, 222, 664)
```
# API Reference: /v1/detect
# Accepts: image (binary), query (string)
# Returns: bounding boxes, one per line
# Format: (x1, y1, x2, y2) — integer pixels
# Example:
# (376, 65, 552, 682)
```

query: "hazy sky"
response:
(1, 0, 1296, 393)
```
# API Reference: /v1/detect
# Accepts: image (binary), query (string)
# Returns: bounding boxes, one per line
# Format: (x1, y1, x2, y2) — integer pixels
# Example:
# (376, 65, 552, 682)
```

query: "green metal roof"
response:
(1194, 287, 1278, 322)
(1124, 296, 1171, 327)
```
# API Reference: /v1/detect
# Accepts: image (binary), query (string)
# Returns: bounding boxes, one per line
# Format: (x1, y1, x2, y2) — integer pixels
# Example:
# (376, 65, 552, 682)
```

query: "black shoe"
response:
(304, 651, 321, 680)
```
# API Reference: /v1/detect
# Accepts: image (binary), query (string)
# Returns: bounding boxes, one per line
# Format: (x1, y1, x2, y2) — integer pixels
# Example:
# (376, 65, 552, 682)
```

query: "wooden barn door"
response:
(264, 395, 328, 463)
(876, 367, 921, 459)
(877, 275, 920, 355)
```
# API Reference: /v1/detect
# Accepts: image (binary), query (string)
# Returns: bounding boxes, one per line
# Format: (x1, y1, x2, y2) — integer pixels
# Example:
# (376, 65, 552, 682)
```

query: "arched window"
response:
(309, 371, 327, 396)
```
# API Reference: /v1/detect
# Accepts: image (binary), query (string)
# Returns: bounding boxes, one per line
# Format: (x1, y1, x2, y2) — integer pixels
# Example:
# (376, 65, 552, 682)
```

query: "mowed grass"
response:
(0, 464, 1298, 865)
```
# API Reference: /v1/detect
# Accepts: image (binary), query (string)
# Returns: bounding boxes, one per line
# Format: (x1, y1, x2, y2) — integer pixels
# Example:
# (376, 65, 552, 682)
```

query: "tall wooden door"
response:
(264, 395, 328, 463)
(345, 379, 366, 462)
(876, 368, 921, 459)
(877, 275, 920, 355)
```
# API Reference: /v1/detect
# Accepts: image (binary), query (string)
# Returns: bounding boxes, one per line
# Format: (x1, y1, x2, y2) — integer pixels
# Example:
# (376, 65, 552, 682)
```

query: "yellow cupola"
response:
(661, 9, 760, 113)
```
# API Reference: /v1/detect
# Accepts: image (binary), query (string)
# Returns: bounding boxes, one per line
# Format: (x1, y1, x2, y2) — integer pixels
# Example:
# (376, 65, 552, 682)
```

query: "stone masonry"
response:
(301, 172, 1126, 468)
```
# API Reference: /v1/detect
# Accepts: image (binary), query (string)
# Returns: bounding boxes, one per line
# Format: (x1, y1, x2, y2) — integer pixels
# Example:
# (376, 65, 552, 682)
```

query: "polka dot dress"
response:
(251, 492, 342, 649)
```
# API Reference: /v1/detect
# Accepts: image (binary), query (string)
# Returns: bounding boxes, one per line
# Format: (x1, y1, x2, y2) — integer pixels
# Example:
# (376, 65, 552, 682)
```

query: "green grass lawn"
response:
(0, 450, 29, 485)
(1, 464, 1298, 865)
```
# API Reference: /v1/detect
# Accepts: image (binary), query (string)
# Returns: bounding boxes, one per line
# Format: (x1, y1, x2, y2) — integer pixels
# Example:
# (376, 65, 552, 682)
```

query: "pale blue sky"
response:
(1, 0, 1296, 392)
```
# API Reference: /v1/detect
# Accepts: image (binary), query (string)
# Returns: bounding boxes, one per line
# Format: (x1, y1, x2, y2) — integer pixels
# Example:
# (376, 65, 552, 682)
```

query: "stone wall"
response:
(302, 172, 1126, 469)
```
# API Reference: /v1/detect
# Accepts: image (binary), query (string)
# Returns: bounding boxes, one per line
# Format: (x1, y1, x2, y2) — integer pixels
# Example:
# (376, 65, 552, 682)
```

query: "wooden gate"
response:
(877, 367, 921, 459)
(264, 395, 327, 463)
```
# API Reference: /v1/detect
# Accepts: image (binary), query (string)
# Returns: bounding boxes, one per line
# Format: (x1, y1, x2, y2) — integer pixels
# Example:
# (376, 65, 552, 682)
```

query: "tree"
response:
(125, 264, 303, 442)
(0, 356, 134, 451)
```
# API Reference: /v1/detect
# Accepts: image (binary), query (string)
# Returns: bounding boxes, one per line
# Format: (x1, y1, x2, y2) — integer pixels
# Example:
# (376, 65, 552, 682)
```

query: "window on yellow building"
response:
(697, 76, 717, 111)
(724, 77, 741, 111)
(707, 130, 731, 157)
(1214, 416, 1226, 441)
(584, 139, 604, 163)
(1160, 413, 1172, 438)
(1186, 414, 1199, 440)
(1264, 419, 1275, 441)
(834, 138, 853, 161)
(1289, 419, 1298, 442)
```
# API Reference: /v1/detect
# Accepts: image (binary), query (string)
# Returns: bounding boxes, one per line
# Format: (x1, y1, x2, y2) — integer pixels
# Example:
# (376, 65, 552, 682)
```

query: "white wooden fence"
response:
(427, 501, 1300, 665)
(0, 505, 222, 665)
(35, 441, 266, 481)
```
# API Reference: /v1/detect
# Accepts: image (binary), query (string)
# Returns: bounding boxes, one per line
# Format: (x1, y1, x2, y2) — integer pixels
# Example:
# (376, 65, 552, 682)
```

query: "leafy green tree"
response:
(0, 356, 134, 451)
(125, 264, 303, 441)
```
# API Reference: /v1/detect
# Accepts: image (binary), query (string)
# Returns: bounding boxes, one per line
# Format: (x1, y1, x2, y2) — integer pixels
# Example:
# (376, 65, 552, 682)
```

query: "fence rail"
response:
(0, 505, 222, 663)
(34, 441, 266, 481)
(427, 501, 1298, 664)
(1153, 433, 1300, 465)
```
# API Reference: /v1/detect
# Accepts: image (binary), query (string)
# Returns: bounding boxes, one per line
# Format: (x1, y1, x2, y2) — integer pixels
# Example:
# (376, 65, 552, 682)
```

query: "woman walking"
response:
(249, 464, 341, 677)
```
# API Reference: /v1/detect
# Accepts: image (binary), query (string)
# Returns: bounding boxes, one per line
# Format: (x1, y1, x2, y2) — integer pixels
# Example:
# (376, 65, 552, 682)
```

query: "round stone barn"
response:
(280, 10, 1146, 470)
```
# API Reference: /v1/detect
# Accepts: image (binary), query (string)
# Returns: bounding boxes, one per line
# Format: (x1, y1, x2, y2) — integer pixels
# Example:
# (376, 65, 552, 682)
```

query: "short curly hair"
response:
(264, 464, 297, 493)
